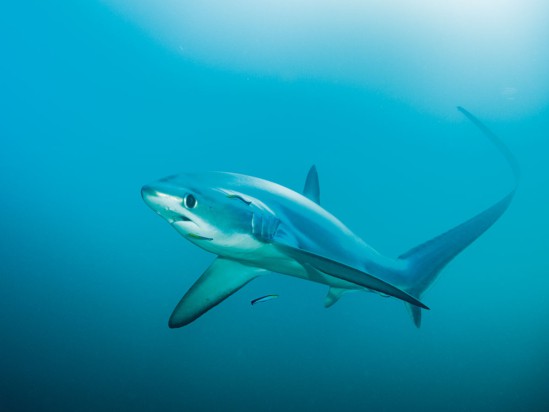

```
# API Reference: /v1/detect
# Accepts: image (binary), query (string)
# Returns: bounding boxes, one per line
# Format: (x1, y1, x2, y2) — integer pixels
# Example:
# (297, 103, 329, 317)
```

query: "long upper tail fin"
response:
(401, 107, 519, 327)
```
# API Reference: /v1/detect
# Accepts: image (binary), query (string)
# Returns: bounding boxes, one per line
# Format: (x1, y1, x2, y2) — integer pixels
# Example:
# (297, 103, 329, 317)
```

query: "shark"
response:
(141, 107, 519, 328)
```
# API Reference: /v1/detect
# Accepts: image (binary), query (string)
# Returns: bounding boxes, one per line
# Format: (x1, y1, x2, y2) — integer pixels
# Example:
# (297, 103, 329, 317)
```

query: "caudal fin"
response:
(401, 107, 519, 327)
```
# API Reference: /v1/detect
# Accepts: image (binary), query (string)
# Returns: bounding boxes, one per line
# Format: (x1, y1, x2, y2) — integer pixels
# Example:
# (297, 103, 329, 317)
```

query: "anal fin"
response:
(169, 258, 264, 328)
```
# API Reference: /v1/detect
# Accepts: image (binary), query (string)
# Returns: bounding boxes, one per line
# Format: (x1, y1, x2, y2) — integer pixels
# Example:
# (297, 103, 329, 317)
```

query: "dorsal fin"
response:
(303, 165, 320, 204)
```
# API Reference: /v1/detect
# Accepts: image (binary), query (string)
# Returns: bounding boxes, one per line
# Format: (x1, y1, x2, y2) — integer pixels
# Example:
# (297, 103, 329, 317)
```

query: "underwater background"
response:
(1, 1, 548, 411)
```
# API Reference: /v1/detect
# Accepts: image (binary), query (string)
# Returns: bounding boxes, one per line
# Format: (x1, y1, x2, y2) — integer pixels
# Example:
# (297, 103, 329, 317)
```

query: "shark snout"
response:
(141, 185, 172, 213)
(141, 185, 155, 200)
(141, 184, 193, 224)
(141, 185, 158, 209)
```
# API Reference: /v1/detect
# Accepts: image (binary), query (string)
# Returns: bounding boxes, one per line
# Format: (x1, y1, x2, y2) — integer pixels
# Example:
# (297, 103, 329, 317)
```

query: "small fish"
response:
(251, 294, 279, 306)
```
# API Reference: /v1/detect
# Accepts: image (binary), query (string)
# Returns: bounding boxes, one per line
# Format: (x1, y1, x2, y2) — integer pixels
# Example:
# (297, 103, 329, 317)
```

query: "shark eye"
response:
(184, 194, 197, 209)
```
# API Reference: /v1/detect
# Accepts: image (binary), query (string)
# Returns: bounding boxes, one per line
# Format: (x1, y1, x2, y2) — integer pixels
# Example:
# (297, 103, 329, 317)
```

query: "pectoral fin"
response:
(169, 258, 264, 328)
(274, 243, 429, 310)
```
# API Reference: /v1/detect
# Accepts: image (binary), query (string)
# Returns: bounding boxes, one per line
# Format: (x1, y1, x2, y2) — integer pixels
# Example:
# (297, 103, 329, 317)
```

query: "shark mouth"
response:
(187, 233, 213, 241)
(170, 219, 213, 241)
(159, 209, 192, 224)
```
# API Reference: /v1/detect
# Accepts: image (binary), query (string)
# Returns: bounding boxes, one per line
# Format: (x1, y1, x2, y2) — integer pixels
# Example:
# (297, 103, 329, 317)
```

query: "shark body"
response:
(142, 107, 518, 328)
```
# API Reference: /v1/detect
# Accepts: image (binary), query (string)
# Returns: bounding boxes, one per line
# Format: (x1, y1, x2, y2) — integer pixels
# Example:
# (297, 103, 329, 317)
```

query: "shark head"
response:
(141, 172, 271, 256)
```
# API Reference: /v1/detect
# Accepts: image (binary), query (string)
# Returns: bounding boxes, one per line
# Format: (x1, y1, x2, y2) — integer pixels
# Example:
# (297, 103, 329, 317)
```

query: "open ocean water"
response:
(1, 1, 548, 411)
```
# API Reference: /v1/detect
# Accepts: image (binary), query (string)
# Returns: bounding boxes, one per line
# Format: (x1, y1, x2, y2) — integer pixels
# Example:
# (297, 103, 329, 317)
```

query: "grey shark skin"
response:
(142, 107, 518, 328)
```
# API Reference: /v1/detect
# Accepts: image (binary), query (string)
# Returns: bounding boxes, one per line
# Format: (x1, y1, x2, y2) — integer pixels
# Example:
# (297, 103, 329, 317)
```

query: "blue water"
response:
(1, 1, 548, 411)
